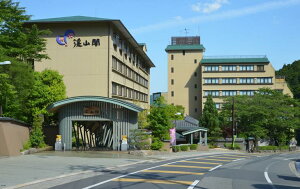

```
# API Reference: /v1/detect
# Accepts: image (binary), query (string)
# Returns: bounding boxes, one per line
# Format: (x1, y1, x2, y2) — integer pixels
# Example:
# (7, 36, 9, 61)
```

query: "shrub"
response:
(189, 144, 198, 150)
(172, 146, 181, 152)
(22, 140, 31, 151)
(151, 138, 163, 150)
(258, 146, 278, 151)
(180, 145, 189, 151)
(208, 143, 218, 148)
(30, 116, 46, 148)
(224, 143, 240, 150)
(279, 146, 289, 150)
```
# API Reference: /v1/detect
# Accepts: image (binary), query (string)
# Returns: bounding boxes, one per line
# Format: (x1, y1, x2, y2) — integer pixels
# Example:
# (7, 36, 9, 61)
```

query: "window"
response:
(171, 79, 174, 85)
(222, 90, 237, 96)
(195, 108, 198, 112)
(215, 103, 221, 109)
(221, 78, 237, 84)
(195, 96, 197, 101)
(239, 90, 255, 96)
(194, 84, 197, 88)
(183, 50, 185, 55)
(112, 83, 117, 95)
(204, 91, 219, 97)
(171, 91, 174, 97)
(222, 65, 237, 71)
(194, 59, 197, 64)
(112, 57, 117, 70)
(257, 65, 264, 71)
(118, 85, 122, 96)
(194, 72, 197, 77)
(204, 66, 219, 71)
(204, 78, 219, 84)
(257, 77, 272, 84)
(239, 78, 254, 84)
(171, 54, 174, 60)
(239, 65, 254, 71)
(171, 67, 174, 73)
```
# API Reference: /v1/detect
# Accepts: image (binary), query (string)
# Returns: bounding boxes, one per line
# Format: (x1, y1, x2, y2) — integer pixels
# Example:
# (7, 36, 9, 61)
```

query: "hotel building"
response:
(23, 16, 155, 150)
(166, 36, 292, 118)
(25, 16, 155, 109)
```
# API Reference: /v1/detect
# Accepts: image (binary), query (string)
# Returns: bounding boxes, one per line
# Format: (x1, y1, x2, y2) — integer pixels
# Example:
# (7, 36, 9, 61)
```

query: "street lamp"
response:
(0, 61, 11, 116)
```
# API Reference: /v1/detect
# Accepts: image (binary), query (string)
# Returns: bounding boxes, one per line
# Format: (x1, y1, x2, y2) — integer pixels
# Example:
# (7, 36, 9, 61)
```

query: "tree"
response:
(147, 97, 172, 140)
(221, 88, 300, 148)
(200, 95, 221, 140)
(27, 69, 66, 123)
(29, 115, 46, 148)
(0, 0, 50, 61)
(276, 60, 300, 99)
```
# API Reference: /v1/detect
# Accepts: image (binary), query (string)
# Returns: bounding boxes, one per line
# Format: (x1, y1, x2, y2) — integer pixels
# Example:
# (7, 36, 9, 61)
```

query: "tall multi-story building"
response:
(166, 37, 205, 118)
(25, 16, 155, 109)
(166, 36, 292, 118)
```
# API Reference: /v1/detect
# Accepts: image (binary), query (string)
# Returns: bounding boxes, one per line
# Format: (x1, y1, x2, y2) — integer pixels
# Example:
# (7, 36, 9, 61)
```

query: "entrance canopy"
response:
(47, 96, 144, 113)
(47, 96, 143, 150)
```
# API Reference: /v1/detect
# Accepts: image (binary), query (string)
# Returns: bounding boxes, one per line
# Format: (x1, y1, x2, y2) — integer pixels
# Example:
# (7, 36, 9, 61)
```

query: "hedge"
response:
(172, 146, 181, 152)
(189, 144, 198, 150)
(180, 145, 189, 151)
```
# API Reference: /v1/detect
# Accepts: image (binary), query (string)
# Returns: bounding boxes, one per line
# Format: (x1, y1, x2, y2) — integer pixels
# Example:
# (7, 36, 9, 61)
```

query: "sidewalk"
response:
(0, 149, 241, 189)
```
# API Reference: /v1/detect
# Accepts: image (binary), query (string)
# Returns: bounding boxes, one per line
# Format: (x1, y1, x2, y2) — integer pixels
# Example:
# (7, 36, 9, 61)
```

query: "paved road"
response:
(50, 153, 261, 189)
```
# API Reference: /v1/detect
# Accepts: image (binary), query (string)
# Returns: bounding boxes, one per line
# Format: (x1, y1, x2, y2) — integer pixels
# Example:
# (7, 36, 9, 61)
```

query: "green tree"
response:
(147, 97, 172, 140)
(0, 0, 50, 61)
(200, 95, 221, 140)
(28, 69, 66, 123)
(276, 60, 300, 99)
(222, 88, 300, 148)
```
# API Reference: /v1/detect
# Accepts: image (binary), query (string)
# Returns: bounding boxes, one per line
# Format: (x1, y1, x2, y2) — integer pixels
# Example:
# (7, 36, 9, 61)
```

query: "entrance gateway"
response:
(47, 96, 143, 150)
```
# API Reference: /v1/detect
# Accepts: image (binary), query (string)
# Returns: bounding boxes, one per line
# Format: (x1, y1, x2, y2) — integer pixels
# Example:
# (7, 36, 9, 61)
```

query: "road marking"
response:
(142, 170, 204, 175)
(209, 165, 222, 171)
(112, 178, 193, 185)
(207, 156, 241, 159)
(187, 180, 200, 189)
(162, 165, 213, 169)
(82, 161, 175, 189)
(216, 154, 248, 157)
(264, 172, 272, 184)
(232, 158, 244, 162)
(196, 158, 232, 162)
(181, 160, 221, 165)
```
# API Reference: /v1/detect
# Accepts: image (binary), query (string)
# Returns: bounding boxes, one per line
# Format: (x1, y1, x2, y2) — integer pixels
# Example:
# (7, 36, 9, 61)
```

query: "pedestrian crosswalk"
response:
(101, 153, 257, 188)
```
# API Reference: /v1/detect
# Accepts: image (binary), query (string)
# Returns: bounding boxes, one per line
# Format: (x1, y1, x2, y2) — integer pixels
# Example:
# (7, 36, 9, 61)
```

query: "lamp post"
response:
(0, 61, 11, 116)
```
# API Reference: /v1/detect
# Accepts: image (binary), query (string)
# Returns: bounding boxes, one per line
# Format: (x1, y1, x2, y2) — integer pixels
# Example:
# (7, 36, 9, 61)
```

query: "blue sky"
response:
(18, 0, 300, 94)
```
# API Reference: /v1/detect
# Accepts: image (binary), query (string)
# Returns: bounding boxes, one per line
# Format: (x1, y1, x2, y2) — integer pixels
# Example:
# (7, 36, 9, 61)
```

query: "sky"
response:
(18, 0, 300, 94)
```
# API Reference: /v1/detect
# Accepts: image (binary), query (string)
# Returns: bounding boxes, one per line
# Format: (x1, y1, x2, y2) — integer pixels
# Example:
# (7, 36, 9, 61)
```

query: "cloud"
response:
(192, 0, 229, 13)
(131, 0, 300, 35)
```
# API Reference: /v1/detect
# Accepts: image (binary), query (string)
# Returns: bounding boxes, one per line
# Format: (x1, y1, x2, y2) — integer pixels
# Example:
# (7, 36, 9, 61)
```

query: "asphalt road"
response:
(48, 152, 300, 189)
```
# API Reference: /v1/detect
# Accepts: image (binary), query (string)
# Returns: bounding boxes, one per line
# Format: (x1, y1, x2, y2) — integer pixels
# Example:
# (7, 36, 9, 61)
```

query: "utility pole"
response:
(232, 97, 235, 149)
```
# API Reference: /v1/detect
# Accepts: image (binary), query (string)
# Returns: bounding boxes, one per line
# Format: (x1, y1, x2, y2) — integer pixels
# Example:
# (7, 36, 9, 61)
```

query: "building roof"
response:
(201, 55, 270, 64)
(24, 16, 155, 68)
(165, 44, 205, 52)
(0, 117, 30, 126)
(173, 116, 207, 132)
(24, 16, 113, 23)
(47, 96, 144, 113)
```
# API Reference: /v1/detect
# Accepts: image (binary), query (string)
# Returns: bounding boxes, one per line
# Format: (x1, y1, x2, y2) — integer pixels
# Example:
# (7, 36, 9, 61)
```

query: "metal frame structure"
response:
(47, 96, 143, 150)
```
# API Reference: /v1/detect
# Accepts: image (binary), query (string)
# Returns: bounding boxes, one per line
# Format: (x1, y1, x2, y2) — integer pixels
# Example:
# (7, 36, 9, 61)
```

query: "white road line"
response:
(232, 158, 244, 161)
(264, 172, 272, 184)
(187, 180, 200, 189)
(82, 161, 175, 189)
(209, 165, 222, 171)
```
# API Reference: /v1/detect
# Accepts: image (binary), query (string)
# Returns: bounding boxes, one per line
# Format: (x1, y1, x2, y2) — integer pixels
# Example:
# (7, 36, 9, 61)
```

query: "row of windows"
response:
(112, 82, 148, 102)
(170, 54, 198, 64)
(112, 56, 148, 88)
(204, 77, 272, 84)
(204, 65, 264, 72)
(112, 32, 150, 74)
(204, 90, 256, 97)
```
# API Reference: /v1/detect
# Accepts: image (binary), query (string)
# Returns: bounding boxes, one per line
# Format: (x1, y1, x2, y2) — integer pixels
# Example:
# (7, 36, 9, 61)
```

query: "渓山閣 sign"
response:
(56, 29, 100, 48)
(83, 106, 100, 116)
